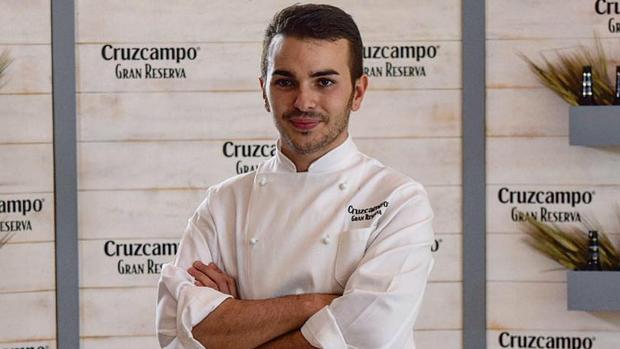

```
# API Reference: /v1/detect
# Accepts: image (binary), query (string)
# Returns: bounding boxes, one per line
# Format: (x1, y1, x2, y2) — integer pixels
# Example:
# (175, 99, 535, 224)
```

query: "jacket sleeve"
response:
(300, 183, 435, 349)
(156, 189, 232, 349)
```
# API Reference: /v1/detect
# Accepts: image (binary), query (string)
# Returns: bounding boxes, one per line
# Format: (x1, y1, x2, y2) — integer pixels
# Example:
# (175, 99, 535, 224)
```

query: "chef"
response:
(156, 4, 434, 349)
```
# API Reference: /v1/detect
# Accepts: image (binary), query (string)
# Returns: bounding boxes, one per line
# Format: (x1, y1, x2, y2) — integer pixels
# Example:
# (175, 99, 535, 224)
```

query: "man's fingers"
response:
(210, 263, 238, 298)
(192, 261, 230, 295)
(203, 264, 231, 295)
(226, 276, 238, 298)
(187, 266, 218, 289)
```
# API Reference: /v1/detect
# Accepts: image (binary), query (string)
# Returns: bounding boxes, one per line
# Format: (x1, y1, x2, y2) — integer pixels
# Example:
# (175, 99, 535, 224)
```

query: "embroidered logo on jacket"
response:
(348, 201, 389, 222)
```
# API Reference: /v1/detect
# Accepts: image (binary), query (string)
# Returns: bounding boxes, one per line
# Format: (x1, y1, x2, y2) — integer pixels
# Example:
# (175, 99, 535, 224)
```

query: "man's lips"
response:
(289, 118, 321, 130)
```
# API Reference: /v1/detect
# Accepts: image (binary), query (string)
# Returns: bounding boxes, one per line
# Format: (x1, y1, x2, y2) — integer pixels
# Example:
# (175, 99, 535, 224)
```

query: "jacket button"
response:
(249, 238, 258, 246)
(322, 236, 331, 244)
(258, 177, 267, 186)
(338, 182, 347, 190)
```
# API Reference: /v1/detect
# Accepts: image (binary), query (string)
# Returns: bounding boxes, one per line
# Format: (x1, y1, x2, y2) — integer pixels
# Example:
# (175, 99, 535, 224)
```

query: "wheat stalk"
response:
(0, 49, 12, 88)
(521, 38, 616, 106)
(520, 212, 620, 270)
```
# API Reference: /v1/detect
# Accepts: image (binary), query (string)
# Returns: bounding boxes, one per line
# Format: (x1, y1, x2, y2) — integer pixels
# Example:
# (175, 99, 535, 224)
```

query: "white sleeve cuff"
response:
(176, 285, 232, 348)
(301, 305, 347, 349)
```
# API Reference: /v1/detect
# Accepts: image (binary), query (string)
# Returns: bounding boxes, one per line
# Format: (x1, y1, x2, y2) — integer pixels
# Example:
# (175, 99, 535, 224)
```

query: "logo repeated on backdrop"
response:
(100, 44, 200, 80)
(497, 187, 596, 223)
(1, 344, 50, 349)
(363, 44, 440, 78)
(594, 0, 620, 33)
(0, 198, 45, 248)
(103, 240, 178, 275)
(222, 141, 276, 175)
(498, 332, 596, 349)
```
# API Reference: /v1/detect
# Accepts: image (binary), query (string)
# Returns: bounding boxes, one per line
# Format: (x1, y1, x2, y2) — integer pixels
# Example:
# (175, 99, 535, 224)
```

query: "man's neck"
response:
(282, 133, 348, 172)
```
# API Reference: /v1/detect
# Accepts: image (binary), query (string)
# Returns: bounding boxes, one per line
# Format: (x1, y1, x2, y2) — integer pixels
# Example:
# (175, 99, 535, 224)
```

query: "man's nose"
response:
(293, 84, 317, 111)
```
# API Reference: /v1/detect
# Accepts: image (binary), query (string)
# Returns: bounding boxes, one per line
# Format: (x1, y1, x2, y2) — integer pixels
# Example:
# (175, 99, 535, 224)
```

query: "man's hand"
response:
(188, 261, 238, 298)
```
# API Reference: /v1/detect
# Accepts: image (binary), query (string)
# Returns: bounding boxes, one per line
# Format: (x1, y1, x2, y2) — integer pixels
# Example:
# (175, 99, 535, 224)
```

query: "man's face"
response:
(260, 35, 367, 156)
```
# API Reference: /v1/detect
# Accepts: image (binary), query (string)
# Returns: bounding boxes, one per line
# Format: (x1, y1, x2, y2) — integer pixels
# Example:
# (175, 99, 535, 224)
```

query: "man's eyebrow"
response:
(271, 69, 340, 78)
(310, 69, 339, 77)
(272, 70, 293, 77)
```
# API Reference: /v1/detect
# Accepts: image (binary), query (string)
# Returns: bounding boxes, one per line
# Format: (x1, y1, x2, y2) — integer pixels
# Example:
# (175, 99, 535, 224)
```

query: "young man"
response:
(156, 4, 434, 349)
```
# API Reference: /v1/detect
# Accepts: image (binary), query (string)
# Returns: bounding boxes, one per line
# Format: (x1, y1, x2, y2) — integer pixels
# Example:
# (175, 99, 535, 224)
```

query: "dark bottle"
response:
(580, 66, 594, 105)
(585, 230, 602, 271)
(614, 66, 620, 105)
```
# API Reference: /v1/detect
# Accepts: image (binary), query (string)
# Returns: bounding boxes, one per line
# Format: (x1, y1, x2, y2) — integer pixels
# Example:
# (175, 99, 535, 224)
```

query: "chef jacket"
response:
(156, 136, 435, 349)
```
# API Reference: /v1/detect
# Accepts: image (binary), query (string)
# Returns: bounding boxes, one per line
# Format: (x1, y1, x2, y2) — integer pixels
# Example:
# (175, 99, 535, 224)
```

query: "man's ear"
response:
(259, 77, 271, 112)
(351, 74, 369, 112)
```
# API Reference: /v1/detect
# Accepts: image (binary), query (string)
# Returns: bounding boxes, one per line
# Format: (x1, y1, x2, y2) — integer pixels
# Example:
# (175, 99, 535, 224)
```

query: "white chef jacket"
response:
(156, 137, 434, 349)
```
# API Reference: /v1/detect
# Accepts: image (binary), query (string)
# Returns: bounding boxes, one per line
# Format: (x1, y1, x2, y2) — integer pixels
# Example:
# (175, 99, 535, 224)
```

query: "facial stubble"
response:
(275, 91, 354, 155)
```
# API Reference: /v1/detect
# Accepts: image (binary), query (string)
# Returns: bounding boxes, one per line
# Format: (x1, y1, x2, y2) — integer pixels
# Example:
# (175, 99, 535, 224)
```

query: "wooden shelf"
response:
(567, 270, 620, 311)
(569, 106, 620, 146)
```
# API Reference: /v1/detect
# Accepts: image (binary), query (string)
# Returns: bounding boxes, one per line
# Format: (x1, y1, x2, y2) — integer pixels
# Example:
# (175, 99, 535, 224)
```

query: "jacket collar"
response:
(272, 136, 359, 174)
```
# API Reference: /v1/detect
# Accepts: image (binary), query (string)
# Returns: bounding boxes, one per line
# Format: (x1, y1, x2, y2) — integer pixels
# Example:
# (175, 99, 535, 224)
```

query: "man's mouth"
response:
(289, 117, 321, 131)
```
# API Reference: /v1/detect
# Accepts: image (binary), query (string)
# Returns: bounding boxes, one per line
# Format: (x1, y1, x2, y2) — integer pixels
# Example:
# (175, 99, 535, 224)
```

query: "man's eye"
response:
(317, 79, 334, 88)
(274, 79, 293, 88)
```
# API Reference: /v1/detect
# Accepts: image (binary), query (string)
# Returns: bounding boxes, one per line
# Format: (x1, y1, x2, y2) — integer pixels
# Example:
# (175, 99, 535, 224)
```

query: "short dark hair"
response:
(261, 4, 364, 83)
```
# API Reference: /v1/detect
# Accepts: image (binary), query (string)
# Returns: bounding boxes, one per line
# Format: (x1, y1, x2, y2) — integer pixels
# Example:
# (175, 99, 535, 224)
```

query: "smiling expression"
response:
(260, 35, 367, 162)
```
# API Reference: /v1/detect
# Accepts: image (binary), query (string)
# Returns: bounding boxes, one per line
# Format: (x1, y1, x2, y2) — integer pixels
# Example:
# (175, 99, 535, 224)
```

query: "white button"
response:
(338, 182, 347, 190)
(322, 236, 331, 244)
(258, 177, 267, 186)
(249, 238, 258, 245)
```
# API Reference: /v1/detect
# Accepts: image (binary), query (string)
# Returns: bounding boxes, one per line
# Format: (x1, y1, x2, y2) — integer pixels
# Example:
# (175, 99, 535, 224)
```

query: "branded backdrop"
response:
(0, 1, 56, 349)
(75, 1, 462, 348)
(487, 1, 620, 348)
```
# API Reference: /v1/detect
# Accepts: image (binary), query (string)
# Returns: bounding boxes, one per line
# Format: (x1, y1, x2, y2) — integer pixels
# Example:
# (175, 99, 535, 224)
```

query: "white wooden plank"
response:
(81, 287, 157, 337)
(427, 186, 462, 234)
(488, 0, 618, 40)
(78, 189, 203, 240)
(488, 330, 620, 349)
(77, 140, 270, 190)
(415, 282, 462, 330)
(77, 0, 460, 43)
(0, 340, 56, 349)
(357, 138, 461, 186)
(487, 38, 620, 89)
(362, 41, 461, 90)
(0, 144, 53, 193)
(82, 336, 158, 349)
(0, 291, 55, 342)
(488, 282, 620, 331)
(0, 45, 51, 94)
(0, 95, 53, 143)
(487, 234, 568, 283)
(487, 88, 568, 137)
(77, 89, 460, 142)
(78, 138, 459, 190)
(487, 184, 620, 234)
(0, 0, 50, 44)
(352, 90, 462, 138)
(487, 138, 620, 185)
(76, 42, 261, 93)
(0, 242, 54, 292)
(429, 234, 462, 282)
(0, 193, 54, 243)
(416, 330, 462, 349)
(79, 239, 178, 288)
(78, 92, 276, 141)
(77, 41, 460, 93)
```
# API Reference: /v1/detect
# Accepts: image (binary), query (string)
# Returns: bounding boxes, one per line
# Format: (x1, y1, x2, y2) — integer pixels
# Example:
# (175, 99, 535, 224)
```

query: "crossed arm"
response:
(188, 261, 334, 349)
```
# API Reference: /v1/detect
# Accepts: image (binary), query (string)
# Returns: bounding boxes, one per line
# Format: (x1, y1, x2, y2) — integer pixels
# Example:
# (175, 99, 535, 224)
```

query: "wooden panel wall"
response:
(0, 1, 56, 348)
(75, 1, 462, 347)
(486, 1, 620, 348)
